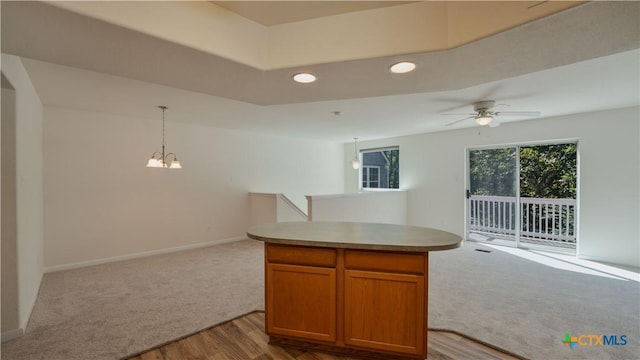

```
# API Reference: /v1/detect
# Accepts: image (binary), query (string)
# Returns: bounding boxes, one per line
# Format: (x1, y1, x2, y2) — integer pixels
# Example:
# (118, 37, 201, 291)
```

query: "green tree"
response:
(520, 144, 576, 199)
(469, 148, 517, 196)
(469, 144, 576, 199)
(383, 149, 399, 188)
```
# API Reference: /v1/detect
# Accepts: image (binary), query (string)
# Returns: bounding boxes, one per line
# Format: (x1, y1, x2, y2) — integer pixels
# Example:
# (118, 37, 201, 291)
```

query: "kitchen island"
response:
(247, 221, 462, 360)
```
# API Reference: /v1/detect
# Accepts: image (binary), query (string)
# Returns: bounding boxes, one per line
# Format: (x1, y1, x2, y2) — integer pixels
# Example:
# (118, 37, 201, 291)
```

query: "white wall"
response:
(2, 85, 20, 335)
(1, 54, 45, 339)
(276, 194, 307, 222)
(307, 191, 407, 224)
(345, 107, 640, 267)
(248, 193, 307, 227)
(248, 193, 277, 227)
(43, 107, 344, 270)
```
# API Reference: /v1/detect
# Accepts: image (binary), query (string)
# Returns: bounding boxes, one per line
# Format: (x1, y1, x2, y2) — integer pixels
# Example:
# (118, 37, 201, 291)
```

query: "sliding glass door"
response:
(468, 147, 519, 246)
(467, 143, 577, 253)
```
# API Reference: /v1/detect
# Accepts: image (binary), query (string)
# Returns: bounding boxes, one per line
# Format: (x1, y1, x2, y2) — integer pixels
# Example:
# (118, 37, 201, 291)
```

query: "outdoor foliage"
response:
(520, 144, 576, 199)
(470, 143, 577, 199)
(383, 149, 400, 189)
(469, 148, 517, 196)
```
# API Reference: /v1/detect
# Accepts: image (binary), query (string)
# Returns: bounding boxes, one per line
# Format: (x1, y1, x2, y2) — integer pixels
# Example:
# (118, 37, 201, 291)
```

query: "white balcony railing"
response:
(469, 195, 576, 248)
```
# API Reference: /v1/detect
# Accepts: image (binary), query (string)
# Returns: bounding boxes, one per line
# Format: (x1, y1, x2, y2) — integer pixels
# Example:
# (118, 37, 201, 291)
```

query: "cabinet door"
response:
(266, 263, 336, 343)
(344, 269, 425, 355)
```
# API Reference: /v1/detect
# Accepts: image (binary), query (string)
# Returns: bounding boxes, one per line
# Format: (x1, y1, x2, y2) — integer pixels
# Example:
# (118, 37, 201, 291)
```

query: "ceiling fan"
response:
(442, 100, 541, 127)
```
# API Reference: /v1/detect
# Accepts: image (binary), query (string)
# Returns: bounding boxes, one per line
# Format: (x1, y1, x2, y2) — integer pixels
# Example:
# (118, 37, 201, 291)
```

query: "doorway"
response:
(467, 142, 578, 253)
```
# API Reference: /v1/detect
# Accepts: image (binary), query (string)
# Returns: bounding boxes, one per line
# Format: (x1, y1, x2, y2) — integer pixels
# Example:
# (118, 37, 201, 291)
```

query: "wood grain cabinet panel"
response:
(267, 244, 336, 267)
(345, 250, 426, 274)
(266, 263, 337, 343)
(344, 269, 426, 356)
(263, 243, 431, 359)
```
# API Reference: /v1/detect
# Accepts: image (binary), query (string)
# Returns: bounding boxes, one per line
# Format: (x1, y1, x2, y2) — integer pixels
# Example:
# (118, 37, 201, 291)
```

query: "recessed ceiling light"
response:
(389, 61, 416, 74)
(292, 73, 317, 84)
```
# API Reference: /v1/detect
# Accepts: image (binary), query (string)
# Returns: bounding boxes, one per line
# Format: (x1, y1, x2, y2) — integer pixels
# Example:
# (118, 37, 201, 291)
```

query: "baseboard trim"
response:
(44, 236, 247, 273)
(1, 328, 24, 343)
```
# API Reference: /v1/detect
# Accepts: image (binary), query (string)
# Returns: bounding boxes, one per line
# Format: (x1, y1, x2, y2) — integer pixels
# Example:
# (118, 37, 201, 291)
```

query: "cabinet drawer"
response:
(267, 244, 336, 267)
(345, 250, 426, 274)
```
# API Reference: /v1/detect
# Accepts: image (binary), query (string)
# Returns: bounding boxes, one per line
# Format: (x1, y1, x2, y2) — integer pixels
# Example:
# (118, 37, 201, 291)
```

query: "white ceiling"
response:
(212, 1, 416, 26)
(2, 1, 639, 143)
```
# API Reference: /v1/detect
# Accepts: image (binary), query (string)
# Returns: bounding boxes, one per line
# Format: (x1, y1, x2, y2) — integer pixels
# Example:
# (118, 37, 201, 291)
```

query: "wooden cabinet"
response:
(344, 250, 427, 356)
(265, 244, 337, 343)
(266, 263, 337, 342)
(265, 243, 429, 359)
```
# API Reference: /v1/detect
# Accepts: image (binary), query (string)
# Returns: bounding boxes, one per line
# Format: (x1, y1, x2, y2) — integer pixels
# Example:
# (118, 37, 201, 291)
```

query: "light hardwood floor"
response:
(127, 312, 523, 360)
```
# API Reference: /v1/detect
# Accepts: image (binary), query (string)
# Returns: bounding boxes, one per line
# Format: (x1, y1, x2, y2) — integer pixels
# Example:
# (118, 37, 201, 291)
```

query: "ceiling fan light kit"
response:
(475, 114, 493, 126)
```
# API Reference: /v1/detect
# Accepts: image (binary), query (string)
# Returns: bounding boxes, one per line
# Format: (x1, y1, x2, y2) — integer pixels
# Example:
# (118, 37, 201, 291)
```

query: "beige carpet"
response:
(1, 240, 264, 360)
(429, 242, 639, 360)
(2, 239, 638, 360)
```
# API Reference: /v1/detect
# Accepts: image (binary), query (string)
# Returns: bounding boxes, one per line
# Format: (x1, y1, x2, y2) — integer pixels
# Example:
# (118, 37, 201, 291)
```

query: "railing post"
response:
(515, 197, 521, 246)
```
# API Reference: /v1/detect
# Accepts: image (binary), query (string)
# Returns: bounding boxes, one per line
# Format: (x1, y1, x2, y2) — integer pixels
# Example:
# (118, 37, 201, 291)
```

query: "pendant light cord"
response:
(159, 106, 167, 161)
(353, 137, 358, 157)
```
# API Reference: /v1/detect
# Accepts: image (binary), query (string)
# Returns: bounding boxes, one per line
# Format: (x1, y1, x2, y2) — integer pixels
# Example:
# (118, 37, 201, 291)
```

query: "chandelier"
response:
(146, 106, 182, 169)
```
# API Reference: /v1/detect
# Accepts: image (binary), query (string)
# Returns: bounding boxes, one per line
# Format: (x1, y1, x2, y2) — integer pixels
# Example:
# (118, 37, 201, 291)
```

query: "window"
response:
(360, 147, 399, 189)
(362, 166, 380, 188)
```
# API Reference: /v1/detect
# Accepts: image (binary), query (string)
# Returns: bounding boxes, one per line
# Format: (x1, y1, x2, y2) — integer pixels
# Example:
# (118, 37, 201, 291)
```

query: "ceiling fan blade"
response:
(494, 111, 541, 117)
(440, 112, 475, 116)
(445, 116, 474, 126)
